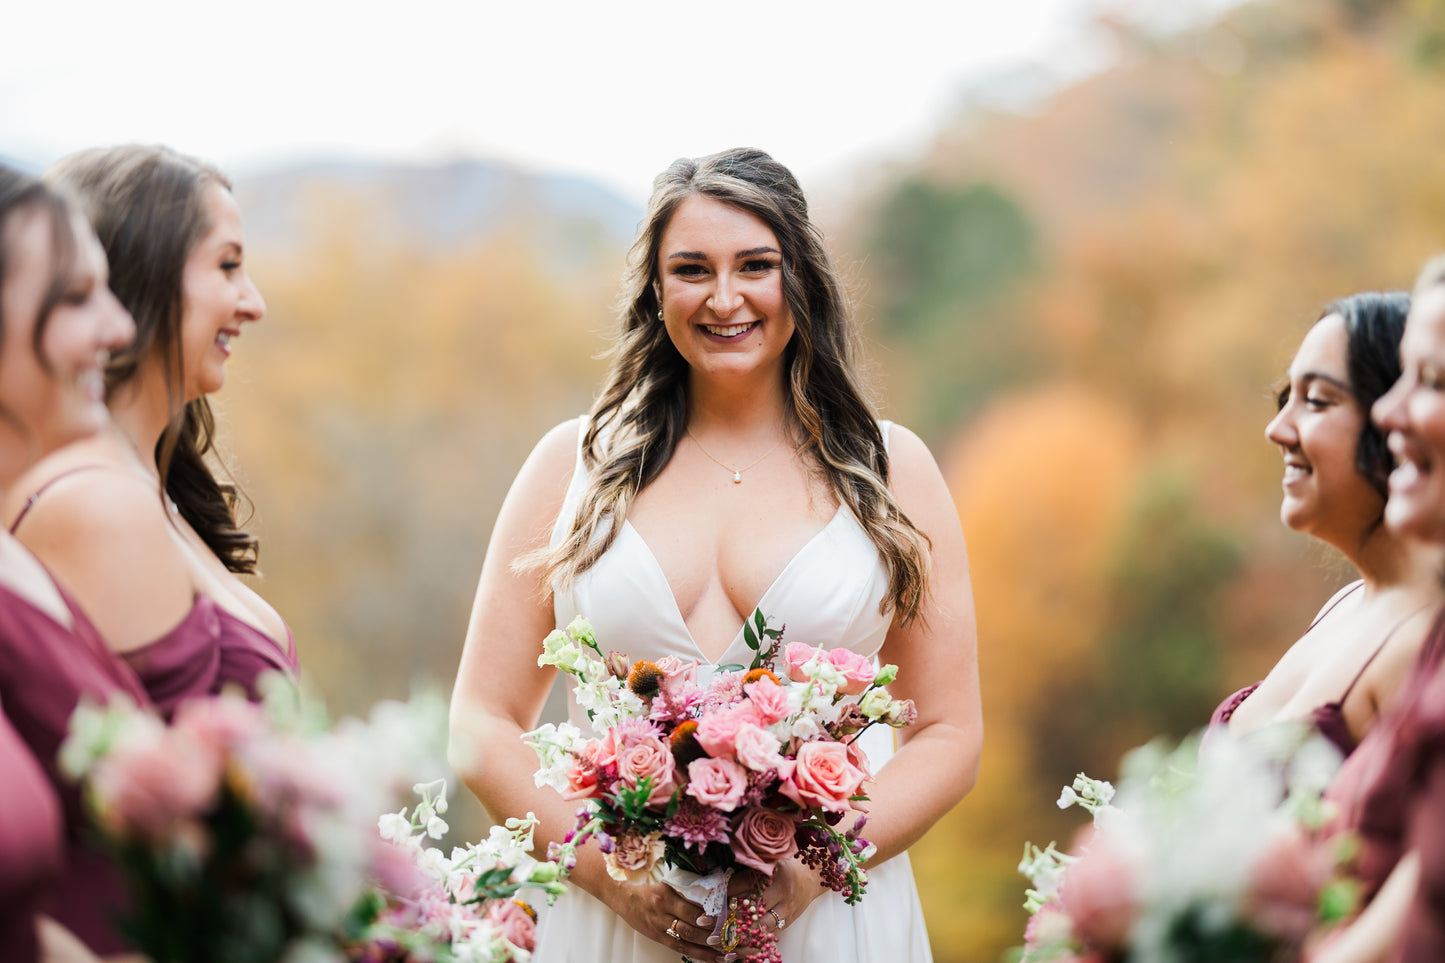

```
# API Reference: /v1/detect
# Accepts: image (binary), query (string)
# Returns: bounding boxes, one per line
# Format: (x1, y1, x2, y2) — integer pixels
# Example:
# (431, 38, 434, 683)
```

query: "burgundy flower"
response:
(664, 797, 731, 852)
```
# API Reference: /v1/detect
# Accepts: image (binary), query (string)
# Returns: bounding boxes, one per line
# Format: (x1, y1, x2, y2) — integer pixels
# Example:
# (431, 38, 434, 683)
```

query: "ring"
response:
(769, 908, 786, 930)
(667, 920, 682, 941)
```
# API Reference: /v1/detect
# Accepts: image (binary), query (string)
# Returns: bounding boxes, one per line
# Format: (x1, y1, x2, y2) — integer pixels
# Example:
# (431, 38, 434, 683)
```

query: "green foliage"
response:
(867, 179, 1036, 338)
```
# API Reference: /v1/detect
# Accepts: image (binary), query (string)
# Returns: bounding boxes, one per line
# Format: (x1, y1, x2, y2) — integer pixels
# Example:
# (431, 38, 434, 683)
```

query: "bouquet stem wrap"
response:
(665, 865, 734, 947)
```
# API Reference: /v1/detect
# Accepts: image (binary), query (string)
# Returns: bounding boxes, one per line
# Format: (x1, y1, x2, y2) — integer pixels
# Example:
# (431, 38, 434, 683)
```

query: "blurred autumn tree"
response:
(837, 1, 1445, 959)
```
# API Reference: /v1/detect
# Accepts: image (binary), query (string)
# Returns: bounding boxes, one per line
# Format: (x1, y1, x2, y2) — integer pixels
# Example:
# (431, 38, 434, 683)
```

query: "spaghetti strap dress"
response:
(531, 418, 933, 963)
(0, 569, 151, 955)
(1207, 581, 1396, 758)
(12, 466, 300, 718)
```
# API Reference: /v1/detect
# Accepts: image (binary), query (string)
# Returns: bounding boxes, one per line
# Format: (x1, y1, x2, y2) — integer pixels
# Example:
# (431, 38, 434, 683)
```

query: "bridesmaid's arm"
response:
(8, 470, 195, 652)
(1306, 851, 1415, 963)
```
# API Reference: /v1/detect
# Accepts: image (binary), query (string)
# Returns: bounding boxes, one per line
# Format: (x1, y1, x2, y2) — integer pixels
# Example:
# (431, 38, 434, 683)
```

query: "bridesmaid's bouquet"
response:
(351, 779, 569, 962)
(62, 680, 570, 963)
(1016, 729, 1359, 963)
(524, 612, 915, 960)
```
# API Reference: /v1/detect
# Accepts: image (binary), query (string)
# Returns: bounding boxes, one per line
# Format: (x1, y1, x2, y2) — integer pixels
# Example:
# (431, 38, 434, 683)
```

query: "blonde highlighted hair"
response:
(531, 148, 931, 623)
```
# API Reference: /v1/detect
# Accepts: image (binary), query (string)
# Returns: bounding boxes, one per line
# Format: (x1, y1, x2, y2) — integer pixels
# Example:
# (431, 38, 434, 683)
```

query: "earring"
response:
(657, 308, 663, 320)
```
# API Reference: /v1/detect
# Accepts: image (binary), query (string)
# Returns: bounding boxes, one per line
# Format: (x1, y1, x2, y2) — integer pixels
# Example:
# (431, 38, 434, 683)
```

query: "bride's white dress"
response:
(532, 418, 933, 963)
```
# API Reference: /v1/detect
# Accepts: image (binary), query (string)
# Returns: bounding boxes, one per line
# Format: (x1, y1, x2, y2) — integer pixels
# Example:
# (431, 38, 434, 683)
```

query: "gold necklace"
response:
(686, 429, 787, 484)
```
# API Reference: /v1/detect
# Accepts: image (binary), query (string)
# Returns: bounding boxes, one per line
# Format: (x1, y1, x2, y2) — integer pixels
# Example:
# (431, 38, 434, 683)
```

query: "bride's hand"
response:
(601, 880, 732, 962)
(731, 859, 829, 953)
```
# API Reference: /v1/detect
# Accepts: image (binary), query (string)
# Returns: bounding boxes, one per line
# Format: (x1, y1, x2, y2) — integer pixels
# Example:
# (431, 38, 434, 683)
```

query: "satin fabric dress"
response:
(0, 702, 64, 963)
(119, 593, 298, 718)
(531, 419, 933, 963)
(0, 573, 150, 955)
(1325, 609, 1445, 960)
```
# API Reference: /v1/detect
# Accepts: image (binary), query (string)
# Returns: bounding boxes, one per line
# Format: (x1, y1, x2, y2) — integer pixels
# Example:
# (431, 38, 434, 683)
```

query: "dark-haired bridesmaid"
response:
(1212, 293, 1444, 755)
(4, 145, 297, 718)
(0, 164, 147, 960)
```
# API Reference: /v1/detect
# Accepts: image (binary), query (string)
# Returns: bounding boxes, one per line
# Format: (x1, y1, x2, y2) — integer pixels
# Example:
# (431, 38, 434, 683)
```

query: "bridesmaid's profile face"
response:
(1265, 314, 1383, 548)
(179, 184, 265, 402)
(656, 195, 796, 387)
(0, 209, 132, 468)
(1375, 285, 1445, 542)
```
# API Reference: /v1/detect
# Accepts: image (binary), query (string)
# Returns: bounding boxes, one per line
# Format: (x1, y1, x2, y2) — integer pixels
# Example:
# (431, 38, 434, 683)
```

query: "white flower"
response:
(858, 689, 891, 721)
(378, 812, 412, 843)
(426, 814, 449, 840)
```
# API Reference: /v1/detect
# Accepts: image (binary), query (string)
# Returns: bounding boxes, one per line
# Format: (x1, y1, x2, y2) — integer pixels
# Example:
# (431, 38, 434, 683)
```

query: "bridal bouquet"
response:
(1016, 729, 1359, 963)
(525, 612, 915, 960)
(60, 678, 537, 963)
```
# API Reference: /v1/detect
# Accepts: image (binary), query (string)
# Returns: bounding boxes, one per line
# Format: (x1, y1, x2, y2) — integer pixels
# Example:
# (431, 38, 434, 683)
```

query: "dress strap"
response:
(1307, 580, 1364, 631)
(9, 465, 108, 535)
(1337, 602, 1432, 707)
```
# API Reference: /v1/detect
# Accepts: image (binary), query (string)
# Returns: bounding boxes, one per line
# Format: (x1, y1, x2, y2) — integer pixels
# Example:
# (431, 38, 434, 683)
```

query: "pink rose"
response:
(92, 723, 224, 841)
(603, 831, 666, 883)
(827, 648, 876, 695)
(1058, 827, 1137, 951)
(783, 642, 825, 682)
(615, 733, 676, 806)
(655, 655, 698, 699)
(686, 757, 749, 812)
(482, 898, 538, 951)
(733, 723, 785, 774)
(743, 677, 791, 725)
(731, 806, 800, 874)
(779, 740, 866, 813)
(1245, 825, 1333, 940)
(695, 706, 756, 760)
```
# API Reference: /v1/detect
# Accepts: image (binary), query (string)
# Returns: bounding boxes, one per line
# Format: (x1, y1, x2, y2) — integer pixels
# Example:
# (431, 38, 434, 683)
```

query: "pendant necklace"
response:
(686, 429, 786, 484)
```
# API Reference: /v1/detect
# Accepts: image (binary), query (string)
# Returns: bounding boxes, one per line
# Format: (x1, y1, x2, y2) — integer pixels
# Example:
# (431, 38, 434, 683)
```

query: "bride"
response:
(449, 148, 982, 963)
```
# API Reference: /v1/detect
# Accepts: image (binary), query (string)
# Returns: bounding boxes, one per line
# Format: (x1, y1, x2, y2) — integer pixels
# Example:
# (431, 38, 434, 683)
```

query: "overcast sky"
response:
(5, 0, 1242, 202)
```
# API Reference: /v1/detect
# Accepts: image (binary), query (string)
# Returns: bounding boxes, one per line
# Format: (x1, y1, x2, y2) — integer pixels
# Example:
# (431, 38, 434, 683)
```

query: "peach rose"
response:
(616, 733, 676, 806)
(732, 806, 800, 874)
(779, 740, 866, 812)
(686, 757, 749, 812)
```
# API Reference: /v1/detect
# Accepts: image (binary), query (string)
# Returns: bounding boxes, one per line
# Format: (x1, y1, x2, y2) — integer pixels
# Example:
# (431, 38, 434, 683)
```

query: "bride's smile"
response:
(658, 194, 796, 384)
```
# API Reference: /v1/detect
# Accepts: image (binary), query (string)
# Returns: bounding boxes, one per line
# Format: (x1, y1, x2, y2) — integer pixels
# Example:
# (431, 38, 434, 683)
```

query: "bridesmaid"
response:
(1311, 258, 1445, 963)
(1211, 293, 1443, 754)
(0, 166, 146, 959)
(4, 146, 297, 717)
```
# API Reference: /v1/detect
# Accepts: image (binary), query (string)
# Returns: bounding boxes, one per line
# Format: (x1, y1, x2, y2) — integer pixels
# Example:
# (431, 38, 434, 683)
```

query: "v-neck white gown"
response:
(532, 418, 933, 963)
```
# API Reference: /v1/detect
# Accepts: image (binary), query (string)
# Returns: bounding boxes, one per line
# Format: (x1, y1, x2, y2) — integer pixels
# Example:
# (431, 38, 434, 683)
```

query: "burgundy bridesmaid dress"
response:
(0, 578, 150, 955)
(120, 592, 299, 718)
(1326, 610, 1445, 961)
(0, 705, 64, 963)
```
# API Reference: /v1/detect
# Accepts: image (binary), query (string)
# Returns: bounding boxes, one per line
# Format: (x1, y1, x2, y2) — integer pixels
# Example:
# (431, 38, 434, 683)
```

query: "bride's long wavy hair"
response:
(535, 148, 931, 623)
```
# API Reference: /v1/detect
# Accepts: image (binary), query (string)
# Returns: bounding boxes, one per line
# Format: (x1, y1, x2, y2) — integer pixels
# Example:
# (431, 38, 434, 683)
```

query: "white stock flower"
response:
(378, 811, 412, 843)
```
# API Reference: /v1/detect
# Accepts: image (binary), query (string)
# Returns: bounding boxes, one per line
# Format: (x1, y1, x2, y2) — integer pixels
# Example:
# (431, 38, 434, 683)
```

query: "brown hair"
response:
(0, 166, 80, 385)
(536, 148, 931, 623)
(48, 145, 258, 573)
